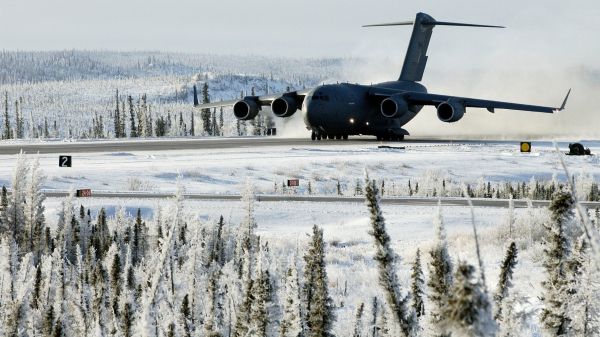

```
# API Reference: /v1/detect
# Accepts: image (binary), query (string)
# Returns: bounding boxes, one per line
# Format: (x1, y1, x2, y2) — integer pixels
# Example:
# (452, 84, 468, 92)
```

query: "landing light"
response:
(366, 122, 370, 126)
(349, 118, 355, 124)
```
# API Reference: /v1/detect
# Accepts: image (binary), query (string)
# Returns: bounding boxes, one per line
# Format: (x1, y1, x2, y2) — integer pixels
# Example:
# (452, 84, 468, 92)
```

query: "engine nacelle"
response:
(233, 99, 260, 120)
(271, 96, 298, 117)
(437, 100, 465, 123)
(380, 95, 409, 118)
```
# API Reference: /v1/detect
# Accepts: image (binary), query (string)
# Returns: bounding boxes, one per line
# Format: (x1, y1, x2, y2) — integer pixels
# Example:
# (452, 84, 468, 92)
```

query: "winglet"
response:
(557, 88, 571, 111)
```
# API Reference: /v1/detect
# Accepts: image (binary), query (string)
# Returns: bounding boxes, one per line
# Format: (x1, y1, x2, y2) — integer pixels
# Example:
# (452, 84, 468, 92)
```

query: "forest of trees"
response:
(272, 172, 600, 202)
(1, 82, 279, 141)
(0, 154, 599, 336)
(0, 51, 335, 141)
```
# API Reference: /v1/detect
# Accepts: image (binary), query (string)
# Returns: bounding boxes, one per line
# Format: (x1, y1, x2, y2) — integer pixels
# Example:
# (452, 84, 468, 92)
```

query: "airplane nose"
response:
(303, 95, 323, 129)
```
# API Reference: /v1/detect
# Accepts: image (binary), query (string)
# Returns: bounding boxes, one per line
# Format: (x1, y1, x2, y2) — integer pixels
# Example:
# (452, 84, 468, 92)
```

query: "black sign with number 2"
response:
(59, 155, 72, 167)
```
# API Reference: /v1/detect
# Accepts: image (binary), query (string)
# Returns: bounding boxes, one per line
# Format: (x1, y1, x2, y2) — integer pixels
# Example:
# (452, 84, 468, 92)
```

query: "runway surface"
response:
(0, 136, 584, 155)
(41, 190, 600, 209)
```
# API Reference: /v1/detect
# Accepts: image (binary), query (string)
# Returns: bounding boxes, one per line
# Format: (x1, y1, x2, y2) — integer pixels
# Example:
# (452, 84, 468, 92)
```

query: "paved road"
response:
(0, 136, 579, 155)
(41, 190, 600, 208)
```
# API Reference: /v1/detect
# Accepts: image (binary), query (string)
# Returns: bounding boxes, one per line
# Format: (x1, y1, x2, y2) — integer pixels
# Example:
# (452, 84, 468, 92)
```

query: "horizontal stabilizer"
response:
(363, 21, 504, 29)
(362, 21, 414, 27)
(422, 21, 505, 28)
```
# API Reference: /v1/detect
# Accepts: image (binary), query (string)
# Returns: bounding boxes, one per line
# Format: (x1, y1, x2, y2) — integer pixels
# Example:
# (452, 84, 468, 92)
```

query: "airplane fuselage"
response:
(302, 81, 427, 139)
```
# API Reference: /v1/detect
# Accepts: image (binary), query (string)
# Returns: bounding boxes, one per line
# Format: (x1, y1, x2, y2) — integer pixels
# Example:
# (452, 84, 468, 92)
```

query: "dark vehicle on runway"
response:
(193, 12, 569, 141)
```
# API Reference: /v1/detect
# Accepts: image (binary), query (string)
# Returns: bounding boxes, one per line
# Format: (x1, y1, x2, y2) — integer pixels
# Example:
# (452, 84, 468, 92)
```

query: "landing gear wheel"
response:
(397, 134, 405, 141)
(343, 134, 348, 140)
(316, 134, 322, 141)
(335, 135, 342, 140)
(311, 131, 316, 141)
(327, 134, 334, 140)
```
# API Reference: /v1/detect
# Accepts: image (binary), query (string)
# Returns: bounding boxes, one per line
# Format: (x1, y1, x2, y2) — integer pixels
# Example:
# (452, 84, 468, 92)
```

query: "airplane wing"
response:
(371, 89, 570, 113)
(193, 88, 313, 109)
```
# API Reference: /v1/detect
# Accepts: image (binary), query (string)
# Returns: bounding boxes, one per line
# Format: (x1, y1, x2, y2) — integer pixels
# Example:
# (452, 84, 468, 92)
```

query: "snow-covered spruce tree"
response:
(234, 277, 255, 337)
(8, 151, 29, 246)
(24, 156, 45, 256)
(303, 225, 335, 337)
(441, 261, 497, 337)
(237, 178, 258, 271)
(410, 249, 425, 319)
(132, 208, 148, 267)
(352, 302, 365, 337)
(363, 173, 416, 337)
(566, 238, 600, 336)
(0, 186, 8, 234)
(540, 190, 575, 335)
(370, 297, 379, 337)
(494, 242, 518, 321)
(128, 95, 137, 137)
(3, 91, 11, 139)
(204, 268, 224, 337)
(202, 82, 211, 134)
(280, 260, 303, 337)
(427, 201, 454, 337)
(250, 243, 274, 337)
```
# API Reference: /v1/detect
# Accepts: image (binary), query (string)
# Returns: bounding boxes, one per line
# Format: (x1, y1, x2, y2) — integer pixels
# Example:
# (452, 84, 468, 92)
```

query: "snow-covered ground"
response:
(2, 138, 598, 336)
(1, 139, 598, 195)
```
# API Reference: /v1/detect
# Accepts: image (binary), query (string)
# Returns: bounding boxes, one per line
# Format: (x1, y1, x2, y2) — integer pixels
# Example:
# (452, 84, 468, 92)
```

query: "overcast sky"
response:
(1, 0, 599, 136)
(1, 0, 598, 66)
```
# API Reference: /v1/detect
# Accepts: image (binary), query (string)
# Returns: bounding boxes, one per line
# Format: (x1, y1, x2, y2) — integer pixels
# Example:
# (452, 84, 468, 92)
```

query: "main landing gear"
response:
(311, 131, 348, 141)
(376, 134, 404, 141)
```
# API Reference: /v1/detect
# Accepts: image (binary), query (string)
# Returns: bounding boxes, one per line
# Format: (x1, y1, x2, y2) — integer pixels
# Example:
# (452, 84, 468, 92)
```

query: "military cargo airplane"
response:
(193, 12, 569, 141)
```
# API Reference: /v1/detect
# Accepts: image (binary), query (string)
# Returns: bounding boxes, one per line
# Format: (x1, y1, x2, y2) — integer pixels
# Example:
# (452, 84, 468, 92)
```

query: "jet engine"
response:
(271, 96, 298, 117)
(380, 95, 409, 118)
(436, 100, 465, 123)
(233, 99, 260, 120)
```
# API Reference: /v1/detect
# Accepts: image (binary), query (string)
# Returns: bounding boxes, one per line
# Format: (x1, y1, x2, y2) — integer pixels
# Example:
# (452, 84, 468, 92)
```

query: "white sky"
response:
(1, 0, 598, 67)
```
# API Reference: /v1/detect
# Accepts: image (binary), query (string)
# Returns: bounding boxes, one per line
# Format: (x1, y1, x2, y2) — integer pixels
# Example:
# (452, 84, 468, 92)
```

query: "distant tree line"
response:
(275, 175, 600, 202)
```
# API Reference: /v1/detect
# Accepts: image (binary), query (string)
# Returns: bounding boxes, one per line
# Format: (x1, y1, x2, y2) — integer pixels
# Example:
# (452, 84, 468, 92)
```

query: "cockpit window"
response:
(312, 93, 329, 101)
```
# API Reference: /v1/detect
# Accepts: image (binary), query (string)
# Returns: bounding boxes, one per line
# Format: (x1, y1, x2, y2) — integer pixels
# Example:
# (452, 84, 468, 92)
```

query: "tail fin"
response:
(363, 13, 504, 82)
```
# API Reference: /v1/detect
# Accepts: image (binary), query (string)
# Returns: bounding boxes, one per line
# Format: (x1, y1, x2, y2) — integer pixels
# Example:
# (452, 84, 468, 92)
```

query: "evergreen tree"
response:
(352, 302, 365, 337)
(3, 91, 11, 139)
(494, 242, 518, 321)
(24, 156, 46, 254)
(120, 100, 126, 137)
(111, 253, 122, 311)
(234, 279, 254, 337)
(202, 82, 211, 134)
(128, 95, 137, 137)
(364, 175, 415, 336)
(43, 117, 49, 138)
(410, 249, 425, 318)
(181, 294, 192, 337)
(212, 108, 218, 136)
(219, 107, 224, 136)
(280, 262, 303, 337)
(132, 208, 147, 267)
(251, 257, 272, 337)
(8, 152, 29, 245)
(441, 262, 497, 337)
(114, 89, 121, 138)
(0, 185, 9, 234)
(190, 111, 195, 136)
(303, 225, 335, 337)
(427, 202, 453, 337)
(540, 191, 575, 335)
